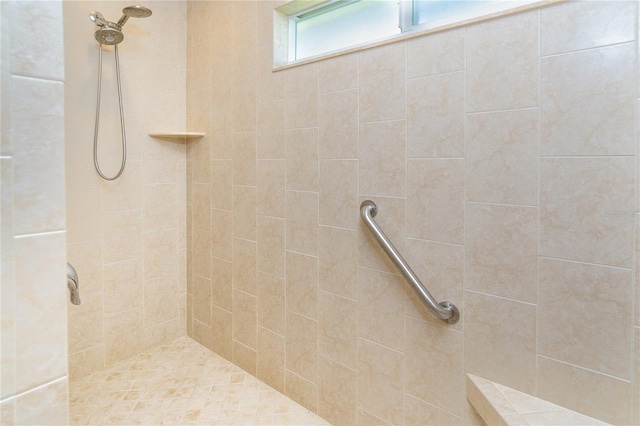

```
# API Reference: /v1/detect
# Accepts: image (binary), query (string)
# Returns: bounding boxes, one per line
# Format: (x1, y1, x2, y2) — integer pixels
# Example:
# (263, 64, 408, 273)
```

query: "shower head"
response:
(94, 27, 124, 45)
(117, 5, 152, 28)
(90, 6, 151, 46)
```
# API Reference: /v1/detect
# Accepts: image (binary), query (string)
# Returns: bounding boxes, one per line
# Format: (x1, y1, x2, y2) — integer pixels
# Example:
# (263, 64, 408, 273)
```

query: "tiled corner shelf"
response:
(466, 374, 609, 426)
(148, 132, 205, 140)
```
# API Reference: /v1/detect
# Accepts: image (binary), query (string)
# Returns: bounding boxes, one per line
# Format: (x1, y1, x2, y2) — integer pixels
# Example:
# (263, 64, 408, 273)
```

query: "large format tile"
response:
(541, 43, 635, 156)
(540, 157, 634, 268)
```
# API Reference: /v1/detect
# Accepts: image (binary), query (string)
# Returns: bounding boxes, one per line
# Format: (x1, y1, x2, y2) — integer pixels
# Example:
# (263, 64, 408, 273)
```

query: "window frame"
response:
(273, 0, 560, 70)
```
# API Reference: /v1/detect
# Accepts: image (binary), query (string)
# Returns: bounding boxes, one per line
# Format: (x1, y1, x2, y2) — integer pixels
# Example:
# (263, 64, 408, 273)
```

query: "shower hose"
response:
(93, 44, 127, 181)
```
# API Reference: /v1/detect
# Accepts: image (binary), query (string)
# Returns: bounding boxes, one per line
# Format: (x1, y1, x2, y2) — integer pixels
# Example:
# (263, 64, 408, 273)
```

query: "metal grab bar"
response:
(360, 200, 459, 324)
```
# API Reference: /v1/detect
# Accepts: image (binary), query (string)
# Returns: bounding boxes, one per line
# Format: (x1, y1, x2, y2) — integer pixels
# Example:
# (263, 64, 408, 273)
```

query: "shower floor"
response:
(69, 337, 329, 425)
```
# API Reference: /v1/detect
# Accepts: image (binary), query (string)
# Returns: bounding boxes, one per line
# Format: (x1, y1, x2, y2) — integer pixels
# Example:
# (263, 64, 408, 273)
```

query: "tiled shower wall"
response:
(1, 1, 68, 423)
(186, 1, 640, 425)
(64, 0, 187, 380)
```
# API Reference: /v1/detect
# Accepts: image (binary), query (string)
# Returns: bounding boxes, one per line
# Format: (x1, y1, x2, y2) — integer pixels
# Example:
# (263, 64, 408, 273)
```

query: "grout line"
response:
(13, 230, 65, 239)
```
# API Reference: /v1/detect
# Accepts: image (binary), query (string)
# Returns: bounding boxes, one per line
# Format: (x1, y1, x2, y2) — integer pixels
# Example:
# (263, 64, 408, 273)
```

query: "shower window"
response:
(274, 0, 546, 66)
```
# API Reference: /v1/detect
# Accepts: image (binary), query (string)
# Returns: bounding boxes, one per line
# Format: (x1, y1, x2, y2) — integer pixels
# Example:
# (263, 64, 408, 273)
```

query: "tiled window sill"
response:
(466, 374, 608, 426)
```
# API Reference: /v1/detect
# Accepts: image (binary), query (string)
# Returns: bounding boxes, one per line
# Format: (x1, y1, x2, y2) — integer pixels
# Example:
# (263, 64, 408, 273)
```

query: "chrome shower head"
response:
(94, 27, 124, 45)
(117, 5, 152, 27)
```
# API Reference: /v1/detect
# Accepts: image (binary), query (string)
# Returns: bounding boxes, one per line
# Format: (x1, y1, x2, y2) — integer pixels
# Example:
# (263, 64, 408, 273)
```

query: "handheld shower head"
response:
(90, 5, 151, 45)
(117, 5, 152, 27)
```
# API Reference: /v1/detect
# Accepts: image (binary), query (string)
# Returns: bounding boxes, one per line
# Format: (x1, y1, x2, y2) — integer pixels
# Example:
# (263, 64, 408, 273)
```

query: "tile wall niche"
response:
(186, 1, 640, 425)
(1, 1, 69, 423)
(64, 0, 187, 380)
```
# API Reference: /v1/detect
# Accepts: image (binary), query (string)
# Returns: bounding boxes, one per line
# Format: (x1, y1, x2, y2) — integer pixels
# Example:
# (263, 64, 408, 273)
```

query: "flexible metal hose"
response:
(93, 44, 127, 181)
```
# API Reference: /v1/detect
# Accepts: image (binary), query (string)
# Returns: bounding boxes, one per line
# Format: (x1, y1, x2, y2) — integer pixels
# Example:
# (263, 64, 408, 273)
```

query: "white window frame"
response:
(274, 0, 558, 69)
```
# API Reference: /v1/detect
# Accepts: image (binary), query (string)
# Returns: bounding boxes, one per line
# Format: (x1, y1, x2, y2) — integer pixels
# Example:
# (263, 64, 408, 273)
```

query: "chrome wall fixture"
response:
(360, 200, 459, 324)
(67, 263, 81, 305)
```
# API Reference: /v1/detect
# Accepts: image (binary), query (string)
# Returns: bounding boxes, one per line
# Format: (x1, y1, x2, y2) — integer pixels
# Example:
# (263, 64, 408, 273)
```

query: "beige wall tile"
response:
(15, 378, 67, 426)
(319, 160, 358, 230)
(404, 238, 463, 330)
(285, 63, 318, 129)
(466, 11, 538, 112)
(103, 209, 142, 264)
(359, 43, 406, 122)
(0, 260, 15, 399)
(68, 345, 104, 382)
(143, 229, 178, 281)
(66, 186, 101, 243)
(318, 357, 357, 425)
(231, 79, 256, 133)
(465, 203, 537, 303)
(359, 120, 406, 197)
(212, 306, 233, 360)
(211, 159, 232, 210)
(357, 338, 404, 425)
(193, 275, 212, 326)
(14, 233, 67, 393)
(541, 43, 635, 156)
(286, 312, 318, 383)
(319, 53, 358, 94)
(257, 45, 285, 102)
(318, 90, 358, 159)
(539, 258, 632, 379)
(102, 161, 142, 212)
(193, 319, 213, 351)
(285, 190, 319, 256)
(466, 109, 538, 205)
(537, 356, 631, 425)
(68, 291, 103, 354)
(257, 99, 285, 159)
(257, 327, 285, 393)
(212, 258, 233, 312)
(285, 251, 318, 320)
(358, 196, 405, 274)
(11, 77, 65, 235)
(67, 240, 103, 295)
(192, 183, 212, 231)
(257, 216, 284, 277)
(405, 394, 462, 426)
(319, 226, 358, 300)
(211, 208, 232, 262)
(233, 340, 257, 376)
(357, 407, 392, 426)
(233, 238, 257, 295)
(0, 400, 14, 426)
(540, 157, 634, 268)
(232, 132, 257, 186)
(464, 291, 536, 394)
(407, 159, 464, 244)
(144, 318, 180, 351)
(233, 185, 257, 241)
(540, 1, 636, 56)
(633, 327, 640, 426)
(407, 71, 464, 159)
(285, 370, 318, 412)
(286, 128, 318, 191)
(9, 1, 63, 80)
(407, 29, 465, 78)
(233, 289, 257, 349)
(319, 291, 357, 369)
(358, 267, 406, 352)
(257, 272, 285, 335)
(143, 276, 179, 328)
(104, 308, 144, 366)
(257, 159, 285, 218)
(405, 317, 463, 416)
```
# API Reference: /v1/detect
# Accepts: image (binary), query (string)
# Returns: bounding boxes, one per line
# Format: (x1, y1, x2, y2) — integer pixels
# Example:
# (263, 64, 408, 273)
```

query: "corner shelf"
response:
(149, 132, 205, 140)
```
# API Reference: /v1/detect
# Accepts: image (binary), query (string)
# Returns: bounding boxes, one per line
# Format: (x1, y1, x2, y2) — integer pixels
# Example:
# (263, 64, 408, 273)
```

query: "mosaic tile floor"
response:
(69, 337, 329, 425)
